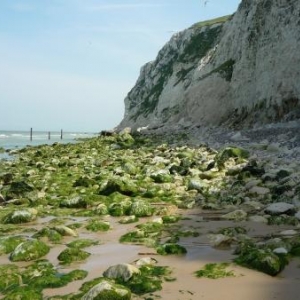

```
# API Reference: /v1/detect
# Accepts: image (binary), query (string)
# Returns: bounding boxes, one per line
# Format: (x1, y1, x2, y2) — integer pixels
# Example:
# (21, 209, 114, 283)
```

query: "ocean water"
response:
(0, 130, 96, 159)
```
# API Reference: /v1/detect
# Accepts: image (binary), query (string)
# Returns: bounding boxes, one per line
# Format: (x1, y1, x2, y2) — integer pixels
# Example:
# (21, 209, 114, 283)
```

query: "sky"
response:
(0, 0, 241, 133)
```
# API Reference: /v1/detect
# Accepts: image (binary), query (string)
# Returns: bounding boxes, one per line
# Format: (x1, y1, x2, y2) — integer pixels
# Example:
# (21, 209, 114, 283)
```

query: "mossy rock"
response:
(86, 220, 110, 232)
(162, 215, 180, 224)
(156, 243, 187, 255)
(195, 263, 234, 279)
(218, 227, 247, 237)
(0, 236, 26, 254)
(33, 227, 62, 243)
(58, 247, 90, 265)
(234, 242, 288, 276)
(118, 265, 171, 295)
(53, 225, 78, 237)
(73, 176, 95, 187)
(3, 209, 37, 224)
(150, 173, 173, 183)
(215, 147, 249, 169)
(82, 280, 131, 300)
(59, 197, 88, 209)
(108, 200, 132, 217)
(7, 180, 34, 196)
(67, 239, 98, 249)
(119, 215, 139, 224)
(129, 199, 154, 217)
(10, 239, 50, 262)
(99, 178, 137, 196)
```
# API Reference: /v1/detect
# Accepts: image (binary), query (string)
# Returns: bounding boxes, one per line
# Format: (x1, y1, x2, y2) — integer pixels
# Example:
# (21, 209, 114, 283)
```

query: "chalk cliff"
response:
(118, 0, 300, 131)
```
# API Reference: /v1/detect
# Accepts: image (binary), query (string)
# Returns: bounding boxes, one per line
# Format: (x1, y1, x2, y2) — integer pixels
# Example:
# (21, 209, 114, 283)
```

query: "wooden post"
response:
(60, 129, 63, 140)
(48, 131, 51, 140)
(30, 128, 33, 141)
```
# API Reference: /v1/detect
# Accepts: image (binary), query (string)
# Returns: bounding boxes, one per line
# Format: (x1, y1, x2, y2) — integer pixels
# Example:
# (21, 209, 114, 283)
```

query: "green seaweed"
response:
(195, 263, 234, 279)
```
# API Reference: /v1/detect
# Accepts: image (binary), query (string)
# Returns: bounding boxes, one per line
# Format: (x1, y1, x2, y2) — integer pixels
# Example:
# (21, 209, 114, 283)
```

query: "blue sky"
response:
(0, 0, 241, 132)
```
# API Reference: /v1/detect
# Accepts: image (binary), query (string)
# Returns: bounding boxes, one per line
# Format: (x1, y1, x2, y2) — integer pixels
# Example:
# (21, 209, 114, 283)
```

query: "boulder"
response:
(129, 199, 153, 217)
(103, 263, 140, 282)
(82, 280, 131, 300)
(3, 208, 37, 224)
(264, 202, 296, 216)
(10, 239, 50, 262)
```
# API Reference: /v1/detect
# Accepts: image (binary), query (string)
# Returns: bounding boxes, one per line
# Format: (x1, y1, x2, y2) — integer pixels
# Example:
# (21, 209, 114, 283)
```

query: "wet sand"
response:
(38, 209, 300, 300)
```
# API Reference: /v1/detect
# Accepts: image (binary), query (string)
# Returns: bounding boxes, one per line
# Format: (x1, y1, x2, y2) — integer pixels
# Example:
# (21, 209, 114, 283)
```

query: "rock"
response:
(248, 186, 270, 196)
(0, 236, 26, 255)
(59, 196, 88, 209)
(295, 211, 300, 221)
(10, 239, 50, 262)
(273, 247, 288, 255)
(187, 178, 208, 192)
(95, 203, 108, 215)
(0, 193, 5, 204)
(129, 199, 154, 217)
(156, 243, 187, 255)
(53, 225, 78, 237)
(82, 280, 131, 300)
(215, 147, 250, 169)
(221, 210, 247, 221)
(279, 229, 298, 237)
(264, 202, 296, 216)
(3, 209, 37, 224)
(58, 247, 90, 264)
(248, 215, 268, 224)
(103, 263, 140, 282)
(134, 257, 158, 267)
(208, 234, 233, 248)
(99, 178, 137, 196)
(8, 181, 34, 195)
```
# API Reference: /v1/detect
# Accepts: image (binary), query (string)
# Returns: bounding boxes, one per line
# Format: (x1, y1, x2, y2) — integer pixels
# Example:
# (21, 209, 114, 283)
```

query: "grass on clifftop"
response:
(191, 15, 232, 29)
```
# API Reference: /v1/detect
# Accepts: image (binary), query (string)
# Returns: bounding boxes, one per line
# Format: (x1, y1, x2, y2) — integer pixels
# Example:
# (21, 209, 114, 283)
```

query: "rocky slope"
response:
(118, 0, 300, 131)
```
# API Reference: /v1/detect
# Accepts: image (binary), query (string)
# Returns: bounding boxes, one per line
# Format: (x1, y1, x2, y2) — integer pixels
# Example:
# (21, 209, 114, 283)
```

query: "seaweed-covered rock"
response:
(59, 196, 88, 209)
(58, 247, 90, 265)
(234, 242, 288, 276)
(86, 220, 110, 232)
(53, 225, 78, 237)
(221, 209, 247, 221)
(264, 202, 296, 216)
(103, 263, 140, 282)
(33, 227, 62, 243)
(82, 280, 131, 300)
(99, 178, 137, 196)
(187, 178, 208, 192)
(7, 180, 34, 196)
(67, 239, 98, 249)
(0, 264, 21, 292)
(119, 215, 139, 224)
(10, 239, 50, 262)
(0, 236, 26, 254)
(3, 208, 38, 224)
(156, 243, 187, 255)
(108, 200, 132, 217)
(129, 199, 154, 217)
(215, 147, 249, 169)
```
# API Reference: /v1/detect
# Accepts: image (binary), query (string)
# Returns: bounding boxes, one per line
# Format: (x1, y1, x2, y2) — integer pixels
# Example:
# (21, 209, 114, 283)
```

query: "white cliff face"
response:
(118, 0, 300, 131)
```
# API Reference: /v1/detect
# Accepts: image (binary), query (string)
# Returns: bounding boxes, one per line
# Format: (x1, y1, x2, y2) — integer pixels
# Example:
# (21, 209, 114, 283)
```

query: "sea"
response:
(0, 130, 97, 160)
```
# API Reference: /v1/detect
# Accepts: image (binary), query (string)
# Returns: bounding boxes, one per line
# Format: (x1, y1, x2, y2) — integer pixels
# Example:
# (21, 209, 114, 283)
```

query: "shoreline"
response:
(0, 129, 299, 299)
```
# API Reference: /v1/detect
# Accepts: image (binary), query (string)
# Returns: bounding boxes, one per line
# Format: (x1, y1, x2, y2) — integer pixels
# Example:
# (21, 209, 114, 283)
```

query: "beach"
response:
(0, 130, 299, 299)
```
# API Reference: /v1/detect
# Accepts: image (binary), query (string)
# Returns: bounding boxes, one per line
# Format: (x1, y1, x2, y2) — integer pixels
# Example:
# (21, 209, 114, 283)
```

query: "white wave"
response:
(0, 134, 8, 138)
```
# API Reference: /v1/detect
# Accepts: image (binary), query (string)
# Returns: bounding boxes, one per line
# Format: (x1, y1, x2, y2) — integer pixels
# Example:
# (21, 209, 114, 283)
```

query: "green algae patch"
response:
(0, 264, 21, 292)
(10, 239, 50, 262)
(118, 265, 172, 295)
(218, 226, 247, 237)
(67, 238, 99, 249)
(85, 219, 110, 232)
(156, 243, 187, 255)
(3, 286, 43, 300)
(162, 215, 181, 224)
(58, 247, 90, 265)
(0, 236, 26, 254)
(195, 263, 235, 279)
(129, 199, 154, 217)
